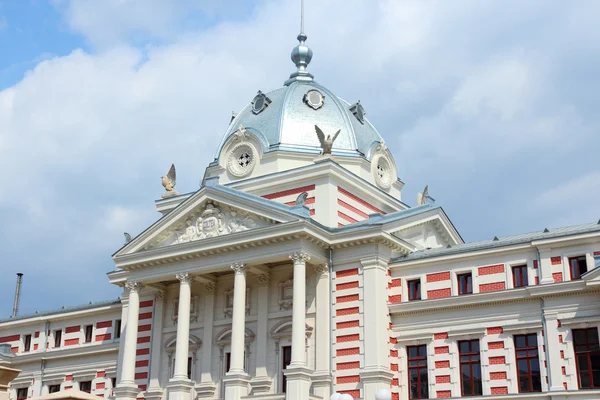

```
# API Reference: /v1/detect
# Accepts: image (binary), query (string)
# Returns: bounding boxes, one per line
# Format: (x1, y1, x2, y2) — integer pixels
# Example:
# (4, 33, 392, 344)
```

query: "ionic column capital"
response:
(231, 262, 247, 275)
(290, 252, 310, 265)
(176, 272, 193, 285)
(125, 281, 143, 293)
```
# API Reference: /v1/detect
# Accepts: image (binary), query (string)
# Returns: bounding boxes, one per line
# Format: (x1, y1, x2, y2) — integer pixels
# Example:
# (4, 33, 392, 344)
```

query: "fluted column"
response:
(173, 273, 192, 380)
(167, 274, 194, 400)
(312, 265, 332, 400)
(120, 281, 142, 386)
(228, 263, 248, 374)
(290, 252, 309, 366)
(284, 252, 312, 400)
(145, 291, 166, 400)
(250, 273, 272, 394)
(196, 283, 217, 398)
(224, 263, 250, 400)
(114, 281, 143, 400)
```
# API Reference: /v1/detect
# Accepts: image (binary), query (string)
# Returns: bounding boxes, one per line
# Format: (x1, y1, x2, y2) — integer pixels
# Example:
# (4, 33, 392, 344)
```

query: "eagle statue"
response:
(161, 164, 180, 198)
(315, 125, 340, 155)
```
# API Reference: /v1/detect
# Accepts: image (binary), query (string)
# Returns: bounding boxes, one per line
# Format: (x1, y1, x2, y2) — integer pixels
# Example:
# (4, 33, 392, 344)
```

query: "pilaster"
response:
(312, 264, 332, 400)
(544, 311, 565, 392)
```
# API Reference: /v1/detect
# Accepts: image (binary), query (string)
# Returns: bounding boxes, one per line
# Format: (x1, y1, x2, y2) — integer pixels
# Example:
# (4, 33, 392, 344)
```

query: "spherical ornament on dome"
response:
(291, 33, 313, 72)
(375, 389, 392, 400)
(330, 393, 342, 400)
(339, 394, 354, 400)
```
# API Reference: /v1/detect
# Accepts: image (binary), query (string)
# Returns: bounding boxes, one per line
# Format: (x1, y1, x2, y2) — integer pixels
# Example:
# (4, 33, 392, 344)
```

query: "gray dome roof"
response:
(215, 80, 385, 161)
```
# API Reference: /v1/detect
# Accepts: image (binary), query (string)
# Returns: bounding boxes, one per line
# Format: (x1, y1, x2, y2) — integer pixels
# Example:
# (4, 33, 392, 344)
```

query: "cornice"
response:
(10, 342, 119, 363)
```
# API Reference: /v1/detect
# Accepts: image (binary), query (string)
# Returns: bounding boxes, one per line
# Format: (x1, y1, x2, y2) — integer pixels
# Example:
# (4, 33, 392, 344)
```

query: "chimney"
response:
(11, 273, 23, 318)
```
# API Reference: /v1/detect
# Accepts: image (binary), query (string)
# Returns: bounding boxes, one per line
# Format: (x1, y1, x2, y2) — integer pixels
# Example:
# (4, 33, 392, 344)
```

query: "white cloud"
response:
(2, 0, 600, 314)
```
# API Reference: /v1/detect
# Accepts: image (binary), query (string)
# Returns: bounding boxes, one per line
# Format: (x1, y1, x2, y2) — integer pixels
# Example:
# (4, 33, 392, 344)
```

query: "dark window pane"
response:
(460, 342, 469, 353)
(591, 354, 600, 370)
(580, 371, 591, 388)
(516, 335, 526, 348)
(472, 341, 480, 352)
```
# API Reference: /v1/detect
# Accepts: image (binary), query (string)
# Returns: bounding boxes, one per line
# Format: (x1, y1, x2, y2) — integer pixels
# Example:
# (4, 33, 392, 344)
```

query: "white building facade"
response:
(1, 31, 600, 400)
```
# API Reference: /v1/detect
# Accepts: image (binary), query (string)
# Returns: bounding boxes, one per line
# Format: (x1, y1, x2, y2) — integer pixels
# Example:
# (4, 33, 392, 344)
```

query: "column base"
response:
(167, 378, 194, 400)
(283, 366, 312, 400)
(114, 384, 141, 400)
(223, 373, 250, 400)
(249, 376, 272, 395)
(194, 382, 217, 399)
(145, 387, 164, 400)
(360, 367, 394, 400)
(311, 371, 332, 400)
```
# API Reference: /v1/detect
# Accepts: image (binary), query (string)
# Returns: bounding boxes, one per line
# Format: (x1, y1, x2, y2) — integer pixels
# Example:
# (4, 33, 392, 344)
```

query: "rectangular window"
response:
(512, 265, 529, 288)
(408, 279, 421, 301)
(225, 352, 231, 374)
(458, 273, 473, 295)
(54, 330, 62, 348)
(84, 325, 93, 343)
(407, 345, 428, 399)
(80, 381, 92, 394)
(17, 388, 27, 400)
(282, 345, 292, 393)
(573, 328, 600, 389)
(459, 340, 482, 396)
(48, 385, 60, 394)
(111, 378, 116, 388)
(187, 357, 192, 379)
(569, 256, 588, 280)
(115, 320, 121, 339)
(514, 334, 541, 392)
(23, 335, 31, 352)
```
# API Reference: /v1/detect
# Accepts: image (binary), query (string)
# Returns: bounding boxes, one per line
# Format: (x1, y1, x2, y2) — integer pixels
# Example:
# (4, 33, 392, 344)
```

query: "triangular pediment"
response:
(115, 185, 305, 257)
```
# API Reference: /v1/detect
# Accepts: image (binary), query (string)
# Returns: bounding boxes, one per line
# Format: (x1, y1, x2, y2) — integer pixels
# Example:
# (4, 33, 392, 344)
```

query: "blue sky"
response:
(1, 0, 600, 318)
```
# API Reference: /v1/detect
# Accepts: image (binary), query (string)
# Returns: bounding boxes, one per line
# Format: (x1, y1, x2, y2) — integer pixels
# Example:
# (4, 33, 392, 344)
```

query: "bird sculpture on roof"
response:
(124, 232, 132, 244)
(161, 164, 179, 198)
(315, 125, 340, 155)
(295, 191, 309, 207)
(417, 185, 430, 206)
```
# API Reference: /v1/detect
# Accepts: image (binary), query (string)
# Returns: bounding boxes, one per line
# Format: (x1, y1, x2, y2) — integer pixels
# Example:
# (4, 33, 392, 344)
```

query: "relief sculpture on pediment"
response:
(172, 202, 264, 245)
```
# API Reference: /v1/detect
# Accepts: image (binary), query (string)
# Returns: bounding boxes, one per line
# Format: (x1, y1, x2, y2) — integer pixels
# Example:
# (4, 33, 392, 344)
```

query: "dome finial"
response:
(284, 0, 314, 85)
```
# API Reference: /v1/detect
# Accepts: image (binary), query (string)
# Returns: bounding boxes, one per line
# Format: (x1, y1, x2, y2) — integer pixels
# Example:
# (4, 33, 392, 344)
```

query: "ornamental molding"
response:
(231, 263, 248, 275)
(172, 296, 198, 324)
(125, 281, 143, 293)
(256, 273, 271, 286)
(204, 282, 217, 293)
(176, 273, 192, 285)
(223, 287, 251, 318)
(278, 278, 294, 310)
(290, 252, 310, 264)
(314, 264, 328, 276)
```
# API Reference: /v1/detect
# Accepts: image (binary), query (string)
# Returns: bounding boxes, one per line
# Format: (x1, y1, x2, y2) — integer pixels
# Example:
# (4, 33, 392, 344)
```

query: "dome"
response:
(214, 81, 385, 161)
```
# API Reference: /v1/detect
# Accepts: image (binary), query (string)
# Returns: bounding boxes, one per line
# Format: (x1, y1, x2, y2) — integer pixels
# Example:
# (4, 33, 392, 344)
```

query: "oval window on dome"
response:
(304, 89, 324, 110)
(227, 143, 257, 178)
(251, 91, 271, 115)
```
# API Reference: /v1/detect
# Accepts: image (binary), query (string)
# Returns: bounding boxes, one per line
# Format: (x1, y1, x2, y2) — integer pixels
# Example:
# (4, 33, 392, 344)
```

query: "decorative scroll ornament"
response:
(176, 273, 192, 285)
(233, 125, 249, 141)
(375, 140, 387, 153)
(290, 252, 310, 264)
(161, 164, 180, 199)
(125, 281, 143, 293)
(171, 202, 264, 245)
(155, 290, 166, 302)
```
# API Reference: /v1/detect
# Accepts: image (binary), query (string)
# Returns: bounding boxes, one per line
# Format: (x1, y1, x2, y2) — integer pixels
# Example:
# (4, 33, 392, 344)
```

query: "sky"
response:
(1, 0, 600, 318)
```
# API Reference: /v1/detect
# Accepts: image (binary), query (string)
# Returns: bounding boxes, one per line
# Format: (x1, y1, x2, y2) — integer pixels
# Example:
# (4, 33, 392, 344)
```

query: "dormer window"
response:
(349, 101, 365, 124)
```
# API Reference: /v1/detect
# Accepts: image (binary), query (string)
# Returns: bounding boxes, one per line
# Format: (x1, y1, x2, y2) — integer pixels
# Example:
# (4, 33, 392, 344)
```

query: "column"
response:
(168, 273, 194, 400)
(114, 281, 143, 400)
(224, 263, 250, 400)
(312, 265, 332, 400)
(284, 252, 312, 400)
(250, 273, 272, 394)
(360, 258, 394, 400)
(145, 291, 166, 400)
(196, 283, 217, 399)
(543, 311, 565, 392)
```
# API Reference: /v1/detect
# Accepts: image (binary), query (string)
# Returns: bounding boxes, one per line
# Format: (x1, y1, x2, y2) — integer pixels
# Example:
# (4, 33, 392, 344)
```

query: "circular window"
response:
(227, 144, 257, 177)
(373, 156, 393, 189)
(304, 89, 324, 110)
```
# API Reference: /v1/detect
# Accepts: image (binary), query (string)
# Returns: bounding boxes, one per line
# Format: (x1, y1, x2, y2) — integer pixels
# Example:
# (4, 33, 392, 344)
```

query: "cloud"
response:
(1, 0, 600, 315)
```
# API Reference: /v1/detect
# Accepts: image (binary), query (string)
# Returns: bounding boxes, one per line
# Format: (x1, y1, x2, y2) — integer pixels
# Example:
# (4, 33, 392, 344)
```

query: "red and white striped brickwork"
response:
(91, 370, 114, 398)
(555, 320, 571, 390)
(332, 267, 363, 399)
(481, 327, 510, 396)
(425, 271, 452, 300)
(387, 269, 401, 400)
(134, 297, 156, 394)
(477, 264, 507, 293)
(261, 184, 316, 216)
(63, 324, 82, 347)
(95, 319, 113, 343)
(337, 186, 386, 227)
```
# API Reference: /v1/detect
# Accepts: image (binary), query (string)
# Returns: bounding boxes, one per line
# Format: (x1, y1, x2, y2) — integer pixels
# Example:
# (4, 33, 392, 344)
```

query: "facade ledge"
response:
(12, 342, 119, 363)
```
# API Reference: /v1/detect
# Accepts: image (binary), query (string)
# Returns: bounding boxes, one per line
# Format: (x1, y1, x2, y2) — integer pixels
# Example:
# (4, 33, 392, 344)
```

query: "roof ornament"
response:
(315, 124, 340, 156)
(285, 0, 314, 85)
(417, 185, 434, 205)
(349, 100, 366, 124)
(295, 192, 309, 207)
(124, 232, 132, 244)
(161, 163, 180, 199)
(233, 124, 249, 141)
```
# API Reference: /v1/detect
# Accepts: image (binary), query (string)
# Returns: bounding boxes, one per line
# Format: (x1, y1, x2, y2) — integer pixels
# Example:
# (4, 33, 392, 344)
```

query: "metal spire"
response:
(284, 0, 314, 85)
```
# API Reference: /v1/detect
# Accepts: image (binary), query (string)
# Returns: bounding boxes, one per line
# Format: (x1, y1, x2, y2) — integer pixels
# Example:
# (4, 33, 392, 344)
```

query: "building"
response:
(1, 23, 600, 400)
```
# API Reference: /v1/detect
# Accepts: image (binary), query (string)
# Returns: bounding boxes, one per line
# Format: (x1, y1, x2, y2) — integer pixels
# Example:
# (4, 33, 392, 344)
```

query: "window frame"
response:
(23, 334, 32, 352)
(569, 256, 588, 280)
(16, 388, 28, 400)
(512, 264, 529, 288)
(84, 325, 93, 343)
(54, 330, 62, 348)
(407, 344, 428, 399)
(573, 328, 600, 389)
(114, 320, 121, 339)
(281, 345, 292, 393)
(407, 279, 422, 301)
(514, 333, 541, 393)
(458, 339, 482, 396)
(79, 381, 92, 394)
(48, 385, 60, 394)
(457, 272, 473, 295)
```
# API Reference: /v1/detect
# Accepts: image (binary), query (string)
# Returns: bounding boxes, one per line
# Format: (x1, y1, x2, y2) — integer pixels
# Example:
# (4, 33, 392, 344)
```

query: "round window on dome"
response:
(304, 89, 324, 110)
(251, 91, 271, 115)
(374, 156, 393, 189)
(227, 144, 257, 177)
